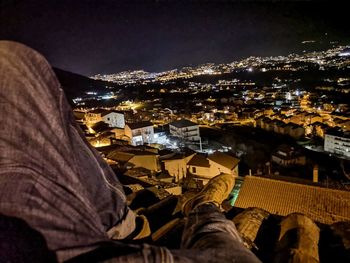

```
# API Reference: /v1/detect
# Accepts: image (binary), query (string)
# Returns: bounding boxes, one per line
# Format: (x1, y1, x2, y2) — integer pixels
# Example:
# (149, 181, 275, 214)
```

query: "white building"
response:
(187, 152, 239, 185)
(324, 129, 350, 159)
(102, 111, 125, 128)
(169, 119, 200, 141)
(125, 121, 154, 146)
(85, 109, 125, 128)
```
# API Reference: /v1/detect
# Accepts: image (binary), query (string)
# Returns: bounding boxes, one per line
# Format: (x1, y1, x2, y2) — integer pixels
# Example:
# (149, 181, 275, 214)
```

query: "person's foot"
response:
(182, 173, 235, 216)
(133, 215, 151, 240)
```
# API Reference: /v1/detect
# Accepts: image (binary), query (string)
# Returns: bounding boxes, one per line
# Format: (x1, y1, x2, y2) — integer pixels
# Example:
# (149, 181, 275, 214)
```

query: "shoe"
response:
(182, 173, 235, 216)
(133, 214, 151, 240)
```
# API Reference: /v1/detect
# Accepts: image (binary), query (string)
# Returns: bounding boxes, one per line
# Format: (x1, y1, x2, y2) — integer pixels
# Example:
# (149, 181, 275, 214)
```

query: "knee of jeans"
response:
(0, 41, 57, 94)
(0, 40, 39, 61)
(0, 40, 44, 59)
(0, 40, 48, 74)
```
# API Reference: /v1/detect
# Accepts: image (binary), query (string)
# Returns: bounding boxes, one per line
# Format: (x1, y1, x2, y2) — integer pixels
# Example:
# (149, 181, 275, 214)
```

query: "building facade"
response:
(169, 119, 200, 142)
(125, 121, 154, 146)
(187, 152, 239, 185)
(324, 129, 350, 158)
(102, 112, 125, 128)
(85, 109, 125, 128)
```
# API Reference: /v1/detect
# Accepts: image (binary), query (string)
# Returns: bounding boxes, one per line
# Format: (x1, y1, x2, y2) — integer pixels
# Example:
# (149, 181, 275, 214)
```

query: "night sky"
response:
(1, 0, 349, 76)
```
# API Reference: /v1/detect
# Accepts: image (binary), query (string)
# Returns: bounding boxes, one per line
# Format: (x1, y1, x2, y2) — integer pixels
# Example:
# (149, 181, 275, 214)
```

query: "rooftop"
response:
(234, 176, 350, 225)
(326, 128, 350, 139)
(169, 119, 198, 128)
(126, 121, 153, 130)
(187, 154, 210, 168)
(207, 152, 239, 170)
(121, 183, 350, 263)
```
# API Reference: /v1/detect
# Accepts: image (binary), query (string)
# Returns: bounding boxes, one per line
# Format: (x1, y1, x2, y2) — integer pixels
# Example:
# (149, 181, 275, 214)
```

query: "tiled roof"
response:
(286, 123, 303, 129)
(109, 176, 350, 263)
(106, 151, 134, 163)
(207, 152, 239, 170)
(234, 176, 350, 225)
(158, 149, 175, 156)
(169, 119, 198, 128)
(326, 128, 350, 139)
(126, 121, 153, 130)
(162, 153, 187, 161)
(162, 150, 196, 161)
(187, 154, 210, 168)
(125, 150, 158, 156)
(119, 184, 350, 263)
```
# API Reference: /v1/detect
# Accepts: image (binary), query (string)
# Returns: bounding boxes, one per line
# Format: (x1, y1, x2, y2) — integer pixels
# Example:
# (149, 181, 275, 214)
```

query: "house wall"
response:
(134, 126, 154, 145)
(208, 160, 235, 176)
(163, 154, 196, 182)
(289, 127, 305, 139)
(163, 159, 187, 182)
(125, 125, 154, 146)
(112, 128, 125, 139)
(124, 125, 132, 140)
(187, 164, 211, 178)
(189, 162, 238, 185)
(85, 113, 102, 126)
(102, 112, 125, 128)
(169, 125, 200, 141)
(324, 134, 350, 158)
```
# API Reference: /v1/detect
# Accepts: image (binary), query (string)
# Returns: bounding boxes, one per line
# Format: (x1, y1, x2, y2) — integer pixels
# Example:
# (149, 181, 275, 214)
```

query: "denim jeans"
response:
(0, 41, 260, 263)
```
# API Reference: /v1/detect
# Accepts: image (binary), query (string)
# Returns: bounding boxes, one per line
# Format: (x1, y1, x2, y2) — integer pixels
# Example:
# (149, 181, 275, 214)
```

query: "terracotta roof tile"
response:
(207, 152, 239, 170)
(235, 176, 350, 225)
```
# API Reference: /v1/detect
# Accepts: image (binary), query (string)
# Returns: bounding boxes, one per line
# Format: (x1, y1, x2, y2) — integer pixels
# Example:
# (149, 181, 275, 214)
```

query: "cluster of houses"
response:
(143, 102, 350, 143)
(72, 109, 240, 188)
(98, 143, 239, 188)
(256, 117, 305, 139)
(74, 109, 201, 148)
(254, 109, 350, 159)
(255, 110, 350, 140)
(75, 107, 350, 178)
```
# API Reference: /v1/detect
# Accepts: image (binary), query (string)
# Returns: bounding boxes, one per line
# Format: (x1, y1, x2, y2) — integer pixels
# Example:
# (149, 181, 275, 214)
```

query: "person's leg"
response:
(174, 204, 261, 262)
(0, 41, 134, 261)
(172, 174, 261, 262)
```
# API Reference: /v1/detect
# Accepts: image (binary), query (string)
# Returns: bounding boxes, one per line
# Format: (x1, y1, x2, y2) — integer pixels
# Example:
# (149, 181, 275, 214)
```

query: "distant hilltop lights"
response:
(339, 52, 350, 57)
(91, 44, 350, 85)
(301, 40, 316, 44)
(339, 48, 350, 57)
